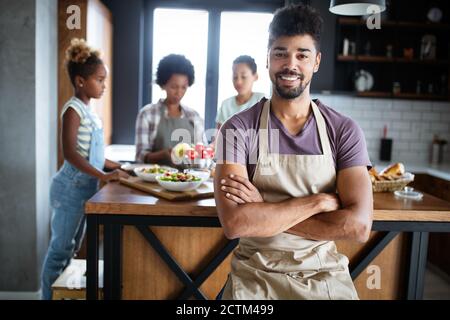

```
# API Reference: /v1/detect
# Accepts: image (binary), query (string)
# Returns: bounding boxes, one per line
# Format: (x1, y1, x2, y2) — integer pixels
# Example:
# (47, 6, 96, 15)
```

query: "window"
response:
(217, 11, 273, 110)
(147, 2, 280, 130)
(152, 8, 209, 119)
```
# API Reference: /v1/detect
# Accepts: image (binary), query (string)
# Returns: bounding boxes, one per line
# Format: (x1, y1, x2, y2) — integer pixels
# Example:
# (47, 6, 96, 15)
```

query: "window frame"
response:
(143, 0, 282, 131)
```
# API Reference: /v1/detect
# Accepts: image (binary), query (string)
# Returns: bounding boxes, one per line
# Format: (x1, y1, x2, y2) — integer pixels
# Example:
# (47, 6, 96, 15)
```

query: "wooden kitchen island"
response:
(85, 182, 450, 300)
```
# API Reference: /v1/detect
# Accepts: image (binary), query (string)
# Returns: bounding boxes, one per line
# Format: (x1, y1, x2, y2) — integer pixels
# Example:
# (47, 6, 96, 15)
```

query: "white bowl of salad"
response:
(134, 165, 178, 182)
(155, 172, 203, 192)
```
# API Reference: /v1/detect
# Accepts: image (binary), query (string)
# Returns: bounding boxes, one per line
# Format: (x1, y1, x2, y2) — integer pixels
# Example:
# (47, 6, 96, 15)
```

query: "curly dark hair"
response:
(268, 4, 323, 52)
(156, 54, 195, 87)
(65, 38, 103, 87)
(233, 55, 257, 74)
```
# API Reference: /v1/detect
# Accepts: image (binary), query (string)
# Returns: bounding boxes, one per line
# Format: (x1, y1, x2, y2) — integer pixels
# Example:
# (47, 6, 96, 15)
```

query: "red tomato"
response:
(195, 143, 205, 155)
(186, 149, 196, 160)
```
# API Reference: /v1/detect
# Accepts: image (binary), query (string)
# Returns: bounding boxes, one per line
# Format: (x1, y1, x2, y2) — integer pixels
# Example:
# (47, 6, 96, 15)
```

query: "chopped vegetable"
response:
(139, 165, 168, 174)
(159, 172, 201, 182)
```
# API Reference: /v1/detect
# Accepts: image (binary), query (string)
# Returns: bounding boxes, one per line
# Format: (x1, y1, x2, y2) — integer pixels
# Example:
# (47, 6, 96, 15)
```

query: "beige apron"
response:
(153, 105, 196, 166)
(222, 100, 358, 300)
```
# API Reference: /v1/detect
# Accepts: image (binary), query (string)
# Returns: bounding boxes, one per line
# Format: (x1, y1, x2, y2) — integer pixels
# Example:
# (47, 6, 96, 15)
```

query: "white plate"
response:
(134, 166, 178, 182)
(155, 175, 203, 192)
(394, 187, 423, 200)
(121, 163, 147, 171)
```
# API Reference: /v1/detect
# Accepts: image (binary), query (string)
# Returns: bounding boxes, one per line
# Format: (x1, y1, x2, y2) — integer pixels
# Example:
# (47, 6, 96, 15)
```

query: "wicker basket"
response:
(372, 173, 415, 192)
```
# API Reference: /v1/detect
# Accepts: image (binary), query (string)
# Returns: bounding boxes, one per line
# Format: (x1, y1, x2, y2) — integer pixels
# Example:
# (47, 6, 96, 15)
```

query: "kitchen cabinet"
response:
(411, 174, 450, 276)
(58, 0, 113, 167)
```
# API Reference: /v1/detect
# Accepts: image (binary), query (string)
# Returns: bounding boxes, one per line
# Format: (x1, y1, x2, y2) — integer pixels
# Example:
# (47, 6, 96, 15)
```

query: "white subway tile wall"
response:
(313, 94, 450, 164)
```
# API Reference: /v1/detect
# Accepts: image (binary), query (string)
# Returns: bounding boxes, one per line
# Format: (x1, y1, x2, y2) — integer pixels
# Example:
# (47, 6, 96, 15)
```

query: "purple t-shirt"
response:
(216, 98, 371, 179)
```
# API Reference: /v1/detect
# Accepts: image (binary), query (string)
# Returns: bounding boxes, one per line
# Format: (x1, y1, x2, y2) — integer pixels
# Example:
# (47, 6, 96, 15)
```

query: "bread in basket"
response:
(369, 163, 415, 192)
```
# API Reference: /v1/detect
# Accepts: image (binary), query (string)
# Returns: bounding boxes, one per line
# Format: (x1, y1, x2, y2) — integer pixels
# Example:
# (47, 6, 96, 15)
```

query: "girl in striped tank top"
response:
(41, 39, 129, 300)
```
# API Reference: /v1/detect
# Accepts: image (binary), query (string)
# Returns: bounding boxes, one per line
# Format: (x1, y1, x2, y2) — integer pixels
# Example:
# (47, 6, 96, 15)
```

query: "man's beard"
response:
(273, 71, 309, 99)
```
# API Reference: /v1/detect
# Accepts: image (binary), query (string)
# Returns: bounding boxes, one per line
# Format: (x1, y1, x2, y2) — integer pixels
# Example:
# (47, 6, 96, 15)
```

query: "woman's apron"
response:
(152, 106, 196, 166)
(222, 100, 358, 300)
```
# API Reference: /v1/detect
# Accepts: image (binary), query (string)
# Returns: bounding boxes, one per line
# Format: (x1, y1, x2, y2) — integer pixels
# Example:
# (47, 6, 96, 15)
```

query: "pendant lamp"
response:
(329, 0, 386, 16)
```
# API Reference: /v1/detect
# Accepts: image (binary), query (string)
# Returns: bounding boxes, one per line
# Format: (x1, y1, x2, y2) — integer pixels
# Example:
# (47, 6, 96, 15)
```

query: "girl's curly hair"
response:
(65, 38, 103, 86)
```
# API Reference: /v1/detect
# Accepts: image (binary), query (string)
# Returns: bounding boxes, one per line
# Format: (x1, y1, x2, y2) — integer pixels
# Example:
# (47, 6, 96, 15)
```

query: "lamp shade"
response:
(329, 0, 386, 16)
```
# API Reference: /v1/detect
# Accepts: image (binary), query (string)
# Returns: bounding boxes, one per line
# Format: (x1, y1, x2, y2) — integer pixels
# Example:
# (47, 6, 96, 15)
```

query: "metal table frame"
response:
(86, 215, 450, 300)
(86, 214, 238, 300)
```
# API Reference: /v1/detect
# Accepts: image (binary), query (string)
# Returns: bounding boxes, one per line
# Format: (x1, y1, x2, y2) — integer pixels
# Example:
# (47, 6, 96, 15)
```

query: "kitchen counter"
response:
(85, 182, 450, 222)
(374, 162, 450, 181)
(85, 182, 450, 300)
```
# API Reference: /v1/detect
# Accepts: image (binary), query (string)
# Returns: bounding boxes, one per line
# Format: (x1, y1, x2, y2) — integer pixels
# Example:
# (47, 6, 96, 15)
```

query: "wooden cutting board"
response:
(119, 176, 215, 201)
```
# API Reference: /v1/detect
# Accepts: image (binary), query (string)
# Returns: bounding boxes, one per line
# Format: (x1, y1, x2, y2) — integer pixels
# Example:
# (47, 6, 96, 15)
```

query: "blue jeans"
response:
(41, 162, 98, 300)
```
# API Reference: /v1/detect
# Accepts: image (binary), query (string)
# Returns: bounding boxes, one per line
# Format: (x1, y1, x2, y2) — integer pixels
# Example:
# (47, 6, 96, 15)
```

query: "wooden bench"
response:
(52, 259, 103, 300)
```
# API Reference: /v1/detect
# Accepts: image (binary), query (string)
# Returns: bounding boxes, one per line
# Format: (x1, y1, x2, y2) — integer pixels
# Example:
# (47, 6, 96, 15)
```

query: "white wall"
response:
(0, 0, 57, 297)
(35, 0, 57, 295)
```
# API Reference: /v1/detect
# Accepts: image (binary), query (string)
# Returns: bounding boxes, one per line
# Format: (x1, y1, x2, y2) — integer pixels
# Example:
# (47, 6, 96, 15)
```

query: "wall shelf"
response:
(338, 17, 450, 30)
(337, 55, 449, 65)
(356, 91, 392, 98)
(356, 91, 449, 100)
(393, 92, 449, 100)
(333, 0, 450, 101)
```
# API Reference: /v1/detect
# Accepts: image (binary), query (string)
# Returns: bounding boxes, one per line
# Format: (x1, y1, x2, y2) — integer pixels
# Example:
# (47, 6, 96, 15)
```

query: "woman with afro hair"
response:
(135, 54, 206, 165)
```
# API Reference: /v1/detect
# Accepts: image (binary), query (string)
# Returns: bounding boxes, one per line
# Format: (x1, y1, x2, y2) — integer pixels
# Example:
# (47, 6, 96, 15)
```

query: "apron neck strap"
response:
(258, 100, 271, 158)
(161, 100, 183, 118)
(311, 100, 332, 156)
(160, 104, 167, 117)
(258, 99, 332, 157)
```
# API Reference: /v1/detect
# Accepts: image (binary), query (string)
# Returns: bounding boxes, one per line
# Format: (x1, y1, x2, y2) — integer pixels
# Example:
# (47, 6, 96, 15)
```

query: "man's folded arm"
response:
(287, 166, 373, 243)
(215, 162, 337, 239)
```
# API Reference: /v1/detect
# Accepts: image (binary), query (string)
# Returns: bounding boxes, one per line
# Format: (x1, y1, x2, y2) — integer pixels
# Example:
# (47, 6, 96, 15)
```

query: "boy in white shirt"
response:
(216, 55, 265, 128)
